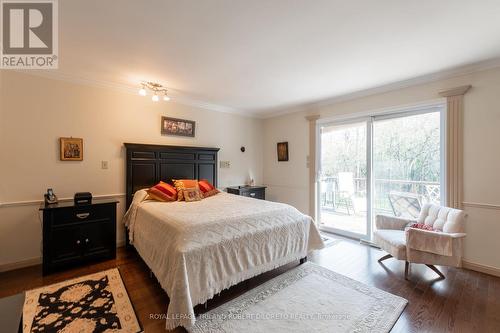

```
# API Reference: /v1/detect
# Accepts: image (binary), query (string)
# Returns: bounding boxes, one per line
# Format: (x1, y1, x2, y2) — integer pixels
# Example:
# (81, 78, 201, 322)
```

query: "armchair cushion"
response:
(417, 204, 466, 233)
(373, 230, 407, 260)
(406, 228, 466, 256)
(375, 214, 414, 230)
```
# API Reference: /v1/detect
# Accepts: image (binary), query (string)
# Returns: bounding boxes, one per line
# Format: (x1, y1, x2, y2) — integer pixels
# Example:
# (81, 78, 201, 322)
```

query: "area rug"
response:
(23, 268, 142, 333)
(190, 262, 407, 333)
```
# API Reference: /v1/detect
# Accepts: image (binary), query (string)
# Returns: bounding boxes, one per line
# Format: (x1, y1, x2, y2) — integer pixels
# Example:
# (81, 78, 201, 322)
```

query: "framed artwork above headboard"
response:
(124, 143, 219, 208)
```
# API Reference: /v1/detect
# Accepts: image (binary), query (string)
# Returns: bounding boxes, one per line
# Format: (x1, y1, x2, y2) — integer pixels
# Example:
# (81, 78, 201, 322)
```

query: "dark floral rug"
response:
(23, 268, 141, 333)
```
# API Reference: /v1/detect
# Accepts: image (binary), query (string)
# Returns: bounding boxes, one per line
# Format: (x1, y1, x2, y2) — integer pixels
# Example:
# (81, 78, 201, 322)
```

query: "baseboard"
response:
(0, 257, 42, 273)
(0, 240, 127, 273)
(3, 244, 498, 278)
(356, 240, 500, 278)
(462, 260, 500, 277)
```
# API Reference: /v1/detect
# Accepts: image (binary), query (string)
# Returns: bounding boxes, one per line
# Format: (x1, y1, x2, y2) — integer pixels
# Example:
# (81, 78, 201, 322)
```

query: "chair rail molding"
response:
(462, 201, 500, 211)
(0, 193, 126, 208)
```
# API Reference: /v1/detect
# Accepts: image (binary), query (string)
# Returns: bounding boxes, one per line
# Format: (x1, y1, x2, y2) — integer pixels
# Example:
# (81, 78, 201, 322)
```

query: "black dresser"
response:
(226, 186, 266, 200)
(39, 199, 118, 275)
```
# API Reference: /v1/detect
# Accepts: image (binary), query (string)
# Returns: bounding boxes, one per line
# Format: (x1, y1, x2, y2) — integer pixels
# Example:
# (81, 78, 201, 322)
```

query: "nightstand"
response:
(39, 199, 118, 275)
(226, 186, 266, 200)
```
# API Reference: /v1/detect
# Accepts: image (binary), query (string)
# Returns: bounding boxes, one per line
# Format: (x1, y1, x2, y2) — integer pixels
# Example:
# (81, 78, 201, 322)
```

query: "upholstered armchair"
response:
(373, 204, 467, 279)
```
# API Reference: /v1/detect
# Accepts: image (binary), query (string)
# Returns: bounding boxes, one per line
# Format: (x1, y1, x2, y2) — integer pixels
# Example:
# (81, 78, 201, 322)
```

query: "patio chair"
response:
(374, 203, 466, 280)
(388, 191, 421, 219)
(337, 172, 356, 215)
(321, 179, 335, 209)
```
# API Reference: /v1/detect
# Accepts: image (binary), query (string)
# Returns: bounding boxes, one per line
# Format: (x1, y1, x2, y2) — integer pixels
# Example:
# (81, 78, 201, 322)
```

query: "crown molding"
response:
(259, 57, 500, 119)
(439, 85, 472, 97)
(305, 114, 320, 122)
(14, 70, 259, 118)
(13, 56, 500, 120)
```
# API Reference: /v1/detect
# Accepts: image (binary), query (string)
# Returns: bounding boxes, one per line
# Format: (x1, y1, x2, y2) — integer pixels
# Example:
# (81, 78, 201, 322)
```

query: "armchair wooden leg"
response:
(378, 254, 393, 262)
(426, 264, 445, 279)
(405, 261, 410, 280)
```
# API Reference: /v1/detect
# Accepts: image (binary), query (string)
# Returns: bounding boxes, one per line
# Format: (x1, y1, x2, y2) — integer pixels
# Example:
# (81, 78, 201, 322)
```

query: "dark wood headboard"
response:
(124, 143, 220, 208)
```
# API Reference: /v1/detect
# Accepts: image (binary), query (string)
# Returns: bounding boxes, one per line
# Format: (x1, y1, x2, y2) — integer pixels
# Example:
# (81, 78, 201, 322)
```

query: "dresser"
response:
(226, 186, 266, 200)
(39, 199, 118, 275)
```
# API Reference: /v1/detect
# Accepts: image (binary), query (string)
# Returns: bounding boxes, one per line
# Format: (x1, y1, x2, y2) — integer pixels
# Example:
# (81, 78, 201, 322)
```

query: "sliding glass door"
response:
(372, 111, 443, 222)
(317, 106, 444, 240)
(318, 120, 371, 239)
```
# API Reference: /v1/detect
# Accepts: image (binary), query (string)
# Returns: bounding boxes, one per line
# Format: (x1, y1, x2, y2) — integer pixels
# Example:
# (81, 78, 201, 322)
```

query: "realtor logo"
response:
(1, 0, 58, 69)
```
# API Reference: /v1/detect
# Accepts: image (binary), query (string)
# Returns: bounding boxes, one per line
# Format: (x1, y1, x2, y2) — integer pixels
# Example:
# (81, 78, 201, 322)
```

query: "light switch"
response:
(101, 161, 109, 169)
(220, 161, 230, 168)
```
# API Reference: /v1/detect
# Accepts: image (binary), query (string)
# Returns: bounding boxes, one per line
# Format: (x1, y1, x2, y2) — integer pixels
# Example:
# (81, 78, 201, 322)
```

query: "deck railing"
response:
(320, 177, 440, 215)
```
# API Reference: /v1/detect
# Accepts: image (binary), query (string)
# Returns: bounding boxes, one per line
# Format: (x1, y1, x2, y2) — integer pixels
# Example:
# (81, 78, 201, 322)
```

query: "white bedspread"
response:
(123, 190, 324, 329)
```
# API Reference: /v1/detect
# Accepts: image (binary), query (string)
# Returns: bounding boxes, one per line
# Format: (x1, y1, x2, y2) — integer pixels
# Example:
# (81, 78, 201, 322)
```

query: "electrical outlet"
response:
(219, 161, 230, 168)
(101, 161, 109, 169)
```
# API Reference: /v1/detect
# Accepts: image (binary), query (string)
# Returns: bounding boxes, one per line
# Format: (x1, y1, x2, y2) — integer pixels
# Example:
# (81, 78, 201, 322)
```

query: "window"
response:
(317, 105, 444, 240)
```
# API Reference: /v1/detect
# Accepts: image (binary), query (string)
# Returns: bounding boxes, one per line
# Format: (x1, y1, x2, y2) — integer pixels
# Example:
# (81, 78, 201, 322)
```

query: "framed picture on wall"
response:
(161, 116, 196, 137)
(277, 142, 289, 161)
(60, 137, 83, 161)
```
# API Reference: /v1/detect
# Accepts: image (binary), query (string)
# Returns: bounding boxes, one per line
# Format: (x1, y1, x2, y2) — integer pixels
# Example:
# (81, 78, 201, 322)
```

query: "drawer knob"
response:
(85, 238, 89, 243)
(76, 213, 90, 219)
(76, 240, 81, 245)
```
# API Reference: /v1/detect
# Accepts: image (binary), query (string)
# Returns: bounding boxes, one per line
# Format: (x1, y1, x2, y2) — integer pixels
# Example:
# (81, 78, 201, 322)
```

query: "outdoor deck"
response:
(319, 177, 440, 236)
(319, 210, 367, 235)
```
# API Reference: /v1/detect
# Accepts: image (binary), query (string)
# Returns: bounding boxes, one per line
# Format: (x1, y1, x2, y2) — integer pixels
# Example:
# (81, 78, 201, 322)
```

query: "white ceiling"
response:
(47, 0, 500, 116)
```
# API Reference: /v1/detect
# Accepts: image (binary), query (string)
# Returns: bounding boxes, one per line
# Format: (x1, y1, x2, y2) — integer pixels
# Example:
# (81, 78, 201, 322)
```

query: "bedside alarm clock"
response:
(74, 192, 92, 205)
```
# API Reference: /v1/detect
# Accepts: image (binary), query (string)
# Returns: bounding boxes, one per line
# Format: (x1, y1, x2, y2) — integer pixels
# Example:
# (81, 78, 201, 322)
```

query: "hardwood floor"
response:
(1, 238, 499, 332)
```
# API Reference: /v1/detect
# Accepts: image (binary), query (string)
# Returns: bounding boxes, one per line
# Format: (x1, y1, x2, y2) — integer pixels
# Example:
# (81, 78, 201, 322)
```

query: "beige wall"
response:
(0, 71, 263, 268)
(263, 67, 500, 270)
(263, 112, 310, 214)
(1, 67, 500, 272)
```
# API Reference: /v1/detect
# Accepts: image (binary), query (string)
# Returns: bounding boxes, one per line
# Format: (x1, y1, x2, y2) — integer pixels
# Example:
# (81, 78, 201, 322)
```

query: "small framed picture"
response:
(277, 142, 289, 162)
(60, 137, 83, 161)
(161, 116, 196, 137)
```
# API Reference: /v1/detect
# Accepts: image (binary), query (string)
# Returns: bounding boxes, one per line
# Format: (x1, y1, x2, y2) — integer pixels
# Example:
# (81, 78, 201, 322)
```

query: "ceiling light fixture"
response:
(138, 81, 170, 102)
(138, 84, 147, 96)
(163, 91, 171, 101)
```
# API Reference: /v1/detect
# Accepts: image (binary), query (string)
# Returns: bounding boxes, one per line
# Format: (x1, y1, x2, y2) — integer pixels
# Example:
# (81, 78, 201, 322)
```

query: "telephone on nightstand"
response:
(44, 188, 58, 205)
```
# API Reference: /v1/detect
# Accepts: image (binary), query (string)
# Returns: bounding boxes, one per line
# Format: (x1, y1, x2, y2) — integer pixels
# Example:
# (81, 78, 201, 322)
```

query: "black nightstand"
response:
(226, 186, 266, 200)
(39, 199, 118, 275)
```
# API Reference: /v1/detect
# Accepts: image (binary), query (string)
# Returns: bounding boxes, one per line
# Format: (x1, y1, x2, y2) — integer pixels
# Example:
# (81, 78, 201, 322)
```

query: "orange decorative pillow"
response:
(198, 179, 220, 198)
(147, 181, 177, 202)
(182, 188, 203, 202)
(173, 179, 200, 201)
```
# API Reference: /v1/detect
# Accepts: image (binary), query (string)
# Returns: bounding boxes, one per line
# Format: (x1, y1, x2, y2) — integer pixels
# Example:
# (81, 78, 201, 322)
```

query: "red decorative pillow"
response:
(409, 223, 434, 231)
(147, 181, 177, 202)
(198, 179, 219, 198)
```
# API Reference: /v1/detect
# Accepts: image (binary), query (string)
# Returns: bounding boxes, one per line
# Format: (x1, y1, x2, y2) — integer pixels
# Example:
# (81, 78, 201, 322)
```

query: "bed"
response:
(122, 143, 324, 329)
